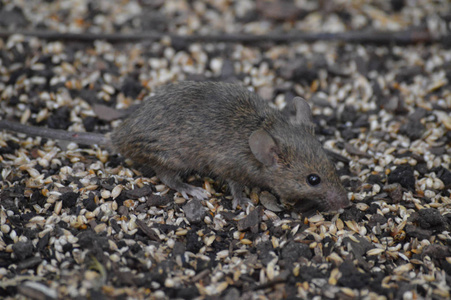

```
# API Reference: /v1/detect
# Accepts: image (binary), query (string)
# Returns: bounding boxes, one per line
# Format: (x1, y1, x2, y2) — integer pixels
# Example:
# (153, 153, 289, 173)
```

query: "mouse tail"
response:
(0, 120, 110, 146)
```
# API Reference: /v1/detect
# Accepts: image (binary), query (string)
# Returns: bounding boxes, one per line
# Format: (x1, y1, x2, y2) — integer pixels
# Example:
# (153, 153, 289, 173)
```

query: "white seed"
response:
(101, 190, 111, 199)
(216, 250, 229, 260)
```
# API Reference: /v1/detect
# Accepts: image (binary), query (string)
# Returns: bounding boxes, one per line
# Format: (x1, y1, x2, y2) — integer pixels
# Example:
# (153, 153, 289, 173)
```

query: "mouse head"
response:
(249, 97, 350, 213)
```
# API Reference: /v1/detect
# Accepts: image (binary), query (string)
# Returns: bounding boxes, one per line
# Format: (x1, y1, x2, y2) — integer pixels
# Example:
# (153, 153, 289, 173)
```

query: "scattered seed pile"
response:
(1, 0, 450, 299)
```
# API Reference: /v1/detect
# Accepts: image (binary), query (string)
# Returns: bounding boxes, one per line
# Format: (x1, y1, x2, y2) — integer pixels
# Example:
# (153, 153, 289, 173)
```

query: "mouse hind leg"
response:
(156, 167, 211, 200)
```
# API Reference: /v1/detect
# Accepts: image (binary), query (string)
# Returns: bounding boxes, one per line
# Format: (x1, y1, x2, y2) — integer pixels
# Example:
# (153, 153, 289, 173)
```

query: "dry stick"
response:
(0, 29, 445, 45)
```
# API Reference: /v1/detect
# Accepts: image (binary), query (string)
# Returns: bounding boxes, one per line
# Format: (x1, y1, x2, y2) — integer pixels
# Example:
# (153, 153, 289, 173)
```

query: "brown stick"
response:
(0, 29, 445, 45)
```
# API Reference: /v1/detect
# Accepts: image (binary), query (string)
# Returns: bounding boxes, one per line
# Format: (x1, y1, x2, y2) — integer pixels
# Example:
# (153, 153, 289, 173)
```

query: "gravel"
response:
(0, 0, 450, 299)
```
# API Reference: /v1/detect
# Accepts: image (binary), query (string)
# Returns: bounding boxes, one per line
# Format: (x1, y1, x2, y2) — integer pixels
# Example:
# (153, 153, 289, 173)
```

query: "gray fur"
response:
(112, 81, 349, 212)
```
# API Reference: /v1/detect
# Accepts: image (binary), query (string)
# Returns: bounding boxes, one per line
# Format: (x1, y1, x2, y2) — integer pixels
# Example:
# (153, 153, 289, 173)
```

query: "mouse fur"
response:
(0, 81, 349, 212)
(112, 81, 349, 212)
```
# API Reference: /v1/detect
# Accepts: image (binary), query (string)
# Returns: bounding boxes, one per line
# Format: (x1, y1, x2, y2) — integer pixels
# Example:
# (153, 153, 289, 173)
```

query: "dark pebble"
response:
(400, 119, 425, 140)
(62, 243, 73, 253)
(280, 241, 312, 264)
(387, 165, 416, 191)
(129, 243, 142, 254)
(62, 192, 79, 208)
(116, 270, 136, 286)
(257, 240, 276, 266)
(87, 289, 109, 300)
(296, 265, 326, 282)
(135, 203, 148, 213)
(0, 140, 20, 155)
(46, 106, 72, 130)
(395, 66, 423, 84)
(147, 194, 172, 207)
(414, 162, 428, 176)
(222, 288, 240, 300)
(327, 64, 352, 77)
(405, 224, 432, 240)
(340, 206, 366, 222)
(185, 229, 203, 253)
(368, 214, 388, 227)
(117, 206, 129, 217)
(344, 236, 373, 270)
(0, 6, 28, 28)
(76, 89, 98, 105)
(109, 218, 121, 234)
(21, 211, 37, 222)
(12, 240, 34, 260)
(340, 105, 359, 123)
(322, 236, 335, 257)
(121, 76, 143, 98)
(422, 244, 450, 260)
(409, 107, 428, 121)
(237, 207, 263, 233)
(17, 256, 43, 270)
(82, 116, 98, 132)
(172, 241, 186, 257)
(183, 200, 206, 224)
(152, 223, 179, 234)
(176, 286, 200, 299)
(435, 167, 451, 188)
(113, 192, 127, 207)
(391, 0, 406, 11)
(310, 94, 332, 108)
(36, 232, 50, 251)
(386, 183, 404, 203)
(279, 61, 317, 84)
(367, 174, 383, 185)
(106, 154, 125, 168)
(353, 115, 371, 128)
(135, 219, 160, 241)
(82, 193, 98, 211)
(31, 190, 47, 207)
(341, 127, 360, 140)
(337, 259, 370, 289)
(441, 260, 451, 276)
(416, 208, 449, 230)
(77, 230, 109, 251)
(429, 146, 446, 156)
(124, 185, 153, 199)
(219, 211, 237, 222)
(140, 8, 168, 30)
(342, 177, 362, 192)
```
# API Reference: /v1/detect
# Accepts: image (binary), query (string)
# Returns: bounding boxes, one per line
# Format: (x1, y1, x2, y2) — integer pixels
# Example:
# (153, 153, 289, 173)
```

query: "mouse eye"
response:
(307, 174, 321, 186)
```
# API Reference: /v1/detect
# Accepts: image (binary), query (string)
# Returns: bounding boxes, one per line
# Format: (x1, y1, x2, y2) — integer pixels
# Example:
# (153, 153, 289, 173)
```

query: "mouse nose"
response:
(339, 193, 351, 209)
(327, 189, 350, 211)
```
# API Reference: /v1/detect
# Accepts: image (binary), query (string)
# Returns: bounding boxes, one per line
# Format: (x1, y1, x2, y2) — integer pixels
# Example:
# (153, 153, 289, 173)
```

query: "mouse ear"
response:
(249, 129, 279, 167)
(292, 97, 315, 134)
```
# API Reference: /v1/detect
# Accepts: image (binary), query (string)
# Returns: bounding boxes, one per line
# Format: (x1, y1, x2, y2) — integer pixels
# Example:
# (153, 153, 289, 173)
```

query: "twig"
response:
(0, 29, 446, 45)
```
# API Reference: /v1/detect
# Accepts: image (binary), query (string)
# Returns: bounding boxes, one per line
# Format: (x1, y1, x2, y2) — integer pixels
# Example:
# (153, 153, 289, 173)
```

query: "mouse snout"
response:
(326, 189, 351, 211)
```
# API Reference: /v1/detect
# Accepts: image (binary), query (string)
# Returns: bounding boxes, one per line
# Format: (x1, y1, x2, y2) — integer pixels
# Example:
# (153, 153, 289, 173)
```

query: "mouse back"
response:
(112, 81, 349, 213)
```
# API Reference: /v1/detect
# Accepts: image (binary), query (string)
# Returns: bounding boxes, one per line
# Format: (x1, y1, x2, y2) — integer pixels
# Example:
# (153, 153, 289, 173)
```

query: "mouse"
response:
(0, 81, 350, 213)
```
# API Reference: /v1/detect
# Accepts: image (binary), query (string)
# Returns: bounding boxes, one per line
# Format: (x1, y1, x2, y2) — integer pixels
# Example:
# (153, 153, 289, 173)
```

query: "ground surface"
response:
(0, 0, 450, 299)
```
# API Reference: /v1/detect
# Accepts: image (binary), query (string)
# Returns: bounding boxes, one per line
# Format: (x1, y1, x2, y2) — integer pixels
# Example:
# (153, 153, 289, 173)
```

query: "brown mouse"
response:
(0, 81, 349, 212)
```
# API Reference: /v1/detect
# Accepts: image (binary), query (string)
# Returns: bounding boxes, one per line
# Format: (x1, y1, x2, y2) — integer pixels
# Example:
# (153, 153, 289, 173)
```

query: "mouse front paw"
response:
(227, 179, 253, 209)
(179, 185, 211, 200)
(232, 196, 253, 210)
